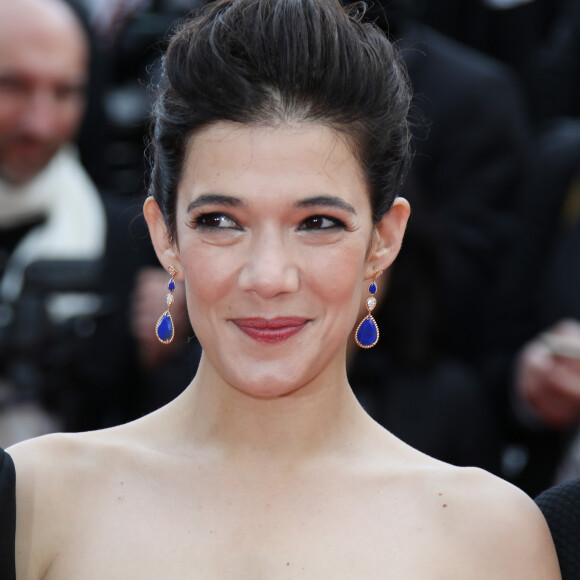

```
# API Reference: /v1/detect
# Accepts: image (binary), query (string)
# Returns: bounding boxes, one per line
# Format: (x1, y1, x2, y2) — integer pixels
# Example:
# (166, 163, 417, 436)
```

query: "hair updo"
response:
(148, 0, 413, 239)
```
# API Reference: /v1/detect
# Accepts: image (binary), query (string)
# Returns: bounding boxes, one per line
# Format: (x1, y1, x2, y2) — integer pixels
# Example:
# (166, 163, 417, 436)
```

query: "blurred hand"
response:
(516, 319, 580, 429)
(131, 266, 189, 370)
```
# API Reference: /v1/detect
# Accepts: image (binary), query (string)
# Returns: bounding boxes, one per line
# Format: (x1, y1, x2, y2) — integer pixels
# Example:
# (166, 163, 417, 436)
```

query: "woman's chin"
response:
(230, 377, 304, 400)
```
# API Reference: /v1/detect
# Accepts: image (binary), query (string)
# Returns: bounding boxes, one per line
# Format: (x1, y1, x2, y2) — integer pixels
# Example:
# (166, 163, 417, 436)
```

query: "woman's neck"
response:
(162, 352, 371, 464)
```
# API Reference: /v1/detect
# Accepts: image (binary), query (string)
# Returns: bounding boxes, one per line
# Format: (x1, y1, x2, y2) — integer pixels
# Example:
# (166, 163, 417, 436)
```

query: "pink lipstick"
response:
(233, 317, 308, 344)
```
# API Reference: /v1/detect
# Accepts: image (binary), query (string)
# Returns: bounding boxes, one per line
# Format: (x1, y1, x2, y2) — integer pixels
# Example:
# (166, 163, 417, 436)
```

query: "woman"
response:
(6, 0, 560, 578)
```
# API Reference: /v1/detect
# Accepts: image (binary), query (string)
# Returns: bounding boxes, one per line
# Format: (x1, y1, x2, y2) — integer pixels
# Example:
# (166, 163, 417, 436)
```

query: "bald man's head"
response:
(0, 0, 89, 184)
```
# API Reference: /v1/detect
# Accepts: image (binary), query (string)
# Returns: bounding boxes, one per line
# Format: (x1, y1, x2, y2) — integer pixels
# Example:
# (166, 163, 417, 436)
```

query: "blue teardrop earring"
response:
(355, 269, 383, 349)
(155, 265, 177, 344)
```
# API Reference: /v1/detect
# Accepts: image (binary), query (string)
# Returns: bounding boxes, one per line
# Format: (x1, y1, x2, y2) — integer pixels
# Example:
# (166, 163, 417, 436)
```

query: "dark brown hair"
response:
(148, 0, 413, 239)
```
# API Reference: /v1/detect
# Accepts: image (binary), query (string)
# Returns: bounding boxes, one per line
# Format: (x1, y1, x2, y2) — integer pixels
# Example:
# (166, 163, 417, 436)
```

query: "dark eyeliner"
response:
(190, 212, 242, 230)
(299, 215, 347, 230)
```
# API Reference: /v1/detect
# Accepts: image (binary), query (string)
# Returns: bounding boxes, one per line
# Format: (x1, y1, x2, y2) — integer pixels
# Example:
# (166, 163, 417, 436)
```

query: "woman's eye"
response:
(299, 215, 344, 230)
(195, 213, 241, 229)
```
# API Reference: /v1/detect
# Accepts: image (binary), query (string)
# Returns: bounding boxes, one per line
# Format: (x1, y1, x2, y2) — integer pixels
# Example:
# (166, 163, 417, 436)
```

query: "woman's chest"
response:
(42, 480, 464, 580)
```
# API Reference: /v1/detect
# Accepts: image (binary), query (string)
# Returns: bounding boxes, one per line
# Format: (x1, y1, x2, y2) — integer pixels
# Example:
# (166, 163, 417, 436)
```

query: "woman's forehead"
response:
(179, 121, 368, 201)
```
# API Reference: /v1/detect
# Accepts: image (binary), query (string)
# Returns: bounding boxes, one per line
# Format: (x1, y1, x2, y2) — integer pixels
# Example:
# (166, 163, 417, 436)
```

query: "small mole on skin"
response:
(443, 504, 447, 508)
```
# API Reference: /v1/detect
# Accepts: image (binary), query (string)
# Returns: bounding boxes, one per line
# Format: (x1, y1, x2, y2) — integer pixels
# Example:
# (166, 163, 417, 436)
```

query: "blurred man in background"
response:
(0, 0, 172, 447)
(0, 0, 107, 445)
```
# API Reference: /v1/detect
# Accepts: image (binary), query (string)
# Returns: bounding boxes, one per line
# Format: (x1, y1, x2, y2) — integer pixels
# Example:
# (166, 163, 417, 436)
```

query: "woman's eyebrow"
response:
(187, 194, 356, 214)
(187, 194, 243, 213)
(295, 195, 356, 214)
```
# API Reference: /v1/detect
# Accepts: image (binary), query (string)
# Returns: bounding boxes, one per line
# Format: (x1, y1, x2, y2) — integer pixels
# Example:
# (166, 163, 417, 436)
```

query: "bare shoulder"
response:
(9, 430, 95, 469)
(7, 411, 161, 481)
(8, 424, 154, 511)
(421, 463, 561, 579)
(8, 429, 127, 490)
(8, 430, 135, 580)
(8, 408, 177, 518)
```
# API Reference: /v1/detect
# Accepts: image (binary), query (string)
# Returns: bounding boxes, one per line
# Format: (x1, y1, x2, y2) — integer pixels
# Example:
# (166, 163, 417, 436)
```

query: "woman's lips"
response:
(232, 317, 308, 343)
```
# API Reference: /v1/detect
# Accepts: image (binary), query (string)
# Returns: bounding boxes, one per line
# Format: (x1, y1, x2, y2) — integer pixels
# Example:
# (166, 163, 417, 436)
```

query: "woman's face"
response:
(147, 122, 408, 398)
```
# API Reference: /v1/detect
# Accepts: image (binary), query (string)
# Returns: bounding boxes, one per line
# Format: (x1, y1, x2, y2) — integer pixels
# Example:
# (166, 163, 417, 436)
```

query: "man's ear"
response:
(366, 197, 410, 278)
(143, 196, 183, 278)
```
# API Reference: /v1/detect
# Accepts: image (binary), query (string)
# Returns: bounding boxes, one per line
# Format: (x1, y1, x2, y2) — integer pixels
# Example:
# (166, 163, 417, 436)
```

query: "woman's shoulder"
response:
(8, 426, 158, 530)
(424, 462, 543, 528)
(382, 436, 549, 528)
(413, 461, 560, 578)
(10, 428, 119, 469)
(8, 429, 147, 579)
(8, 425, 148, 488)
(366, 435, 560, 578)
(8, 404, 182, 493)
(8, 431, 122, 525)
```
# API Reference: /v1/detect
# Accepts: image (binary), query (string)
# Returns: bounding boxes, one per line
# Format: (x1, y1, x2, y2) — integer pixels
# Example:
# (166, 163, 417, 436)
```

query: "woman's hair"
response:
(148, 0, 413, 239)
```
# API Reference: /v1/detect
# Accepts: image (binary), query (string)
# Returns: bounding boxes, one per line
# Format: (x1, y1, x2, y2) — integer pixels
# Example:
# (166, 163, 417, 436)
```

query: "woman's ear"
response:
(143, 197, 183, 278)
(366, 197, 410, 278)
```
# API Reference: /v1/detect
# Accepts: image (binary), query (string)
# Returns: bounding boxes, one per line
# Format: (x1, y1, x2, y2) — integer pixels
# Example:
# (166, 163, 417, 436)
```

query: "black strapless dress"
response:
(0, 449, 16, 580)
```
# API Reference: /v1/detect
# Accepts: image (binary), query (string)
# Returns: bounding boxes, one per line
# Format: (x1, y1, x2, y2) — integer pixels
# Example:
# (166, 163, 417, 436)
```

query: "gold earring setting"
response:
(355, 269, 383, 349)
(155, 265, 177, 344)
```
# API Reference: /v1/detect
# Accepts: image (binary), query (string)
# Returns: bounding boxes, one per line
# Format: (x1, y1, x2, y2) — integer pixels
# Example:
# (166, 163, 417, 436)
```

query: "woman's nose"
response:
(237, 230, 300, 298)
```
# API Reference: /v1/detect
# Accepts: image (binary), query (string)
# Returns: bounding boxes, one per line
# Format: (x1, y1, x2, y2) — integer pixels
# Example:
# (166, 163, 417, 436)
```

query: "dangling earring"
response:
(155, 265, 177, 344)
(355, 269, 383, 349)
